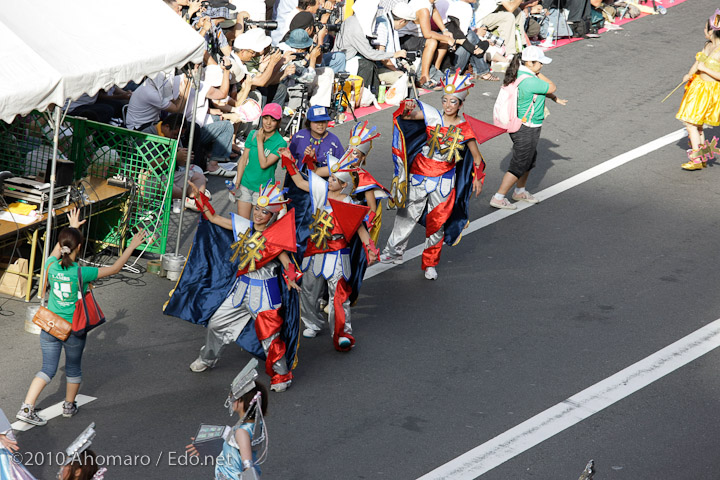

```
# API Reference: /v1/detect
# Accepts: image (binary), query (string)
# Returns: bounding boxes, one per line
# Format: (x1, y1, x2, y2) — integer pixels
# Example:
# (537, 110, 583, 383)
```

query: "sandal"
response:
(478, 72, 500, 82)
(420, 80, 443, 91)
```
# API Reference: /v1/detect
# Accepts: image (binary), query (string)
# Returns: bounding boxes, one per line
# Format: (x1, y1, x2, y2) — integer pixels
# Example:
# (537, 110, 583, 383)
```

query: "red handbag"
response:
(71, 267, 105, 336)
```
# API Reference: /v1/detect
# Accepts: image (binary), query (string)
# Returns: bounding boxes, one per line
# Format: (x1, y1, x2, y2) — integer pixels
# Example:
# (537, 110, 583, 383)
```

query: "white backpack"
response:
(493, 76, 538, 133)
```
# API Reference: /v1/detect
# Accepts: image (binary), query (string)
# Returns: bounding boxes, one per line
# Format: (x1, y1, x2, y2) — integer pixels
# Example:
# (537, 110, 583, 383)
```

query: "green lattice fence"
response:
(0, 113, 177, 254)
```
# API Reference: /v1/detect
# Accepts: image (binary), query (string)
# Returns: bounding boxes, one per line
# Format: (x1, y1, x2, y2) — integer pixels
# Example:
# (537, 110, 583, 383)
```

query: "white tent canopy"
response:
(0, 0, 205, 123)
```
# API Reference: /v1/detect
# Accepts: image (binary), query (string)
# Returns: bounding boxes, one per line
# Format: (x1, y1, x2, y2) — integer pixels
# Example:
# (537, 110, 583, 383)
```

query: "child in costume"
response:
(187, 359, 268, 480)
(346, 121, 391, 243)
(380, 69, 487, 281)
(676, 10, 720, 171)
(0, 409, 36, 480)
(180, 182, 301, 393)
(57, 423, 107, 480)
(280, 146, 379, 352)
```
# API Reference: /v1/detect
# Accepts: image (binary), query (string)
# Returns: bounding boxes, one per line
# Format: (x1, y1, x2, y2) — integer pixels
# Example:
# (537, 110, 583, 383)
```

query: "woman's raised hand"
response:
(68, 207, 86, 229)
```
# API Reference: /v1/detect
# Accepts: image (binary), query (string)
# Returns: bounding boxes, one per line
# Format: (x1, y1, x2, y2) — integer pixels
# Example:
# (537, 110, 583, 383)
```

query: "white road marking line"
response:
(364, 128, 687, 280)
(12, 394, 97, 432)
(417, 318, 720, 479)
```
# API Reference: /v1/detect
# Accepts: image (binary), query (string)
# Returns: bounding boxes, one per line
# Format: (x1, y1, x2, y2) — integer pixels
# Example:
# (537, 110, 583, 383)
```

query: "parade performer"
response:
(676, 10, 720, 171)
(280, 147, 379, 351)
(187, 359, 268, 480)
(0, 409, 36, 480)
(58, 423, 107, 480)
(346, 121, 391, 305)
(164, 183, 301, 393)
(380, 69, 487, 281)
(284, 105, 345, 256)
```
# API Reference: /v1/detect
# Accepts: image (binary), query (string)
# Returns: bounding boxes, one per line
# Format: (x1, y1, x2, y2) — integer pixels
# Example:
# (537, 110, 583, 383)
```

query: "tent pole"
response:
(39, 107, 61, 306)
(175, 67, 201, 256)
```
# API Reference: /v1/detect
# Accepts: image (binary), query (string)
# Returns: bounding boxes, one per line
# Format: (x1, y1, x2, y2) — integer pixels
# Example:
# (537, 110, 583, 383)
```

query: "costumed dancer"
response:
(676, 10, 720, 171)
(380, 69, 486, 280)
(284, 105, 345, 252)
(0, 409, 36, 480)
(187, 360, 268, 480)
(57, 423, 107, 480)
(165, 183, 301, 393)
(280, 147, 379, 351)
(347, 121, 391, 243)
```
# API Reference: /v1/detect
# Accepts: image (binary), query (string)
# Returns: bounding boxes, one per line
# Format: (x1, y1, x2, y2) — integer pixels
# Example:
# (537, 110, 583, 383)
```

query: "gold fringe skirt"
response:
(676, 75, 720, 127)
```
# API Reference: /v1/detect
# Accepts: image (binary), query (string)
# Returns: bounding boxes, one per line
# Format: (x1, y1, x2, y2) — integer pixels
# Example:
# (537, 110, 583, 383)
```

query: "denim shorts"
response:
(36, 330, 86, 384)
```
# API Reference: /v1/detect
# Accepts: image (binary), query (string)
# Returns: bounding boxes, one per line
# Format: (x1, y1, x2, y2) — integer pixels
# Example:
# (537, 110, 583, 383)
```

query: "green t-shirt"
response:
(44, 256, 99, 322)
(240, 130, 287, 192)
(517, 69, 550, 126)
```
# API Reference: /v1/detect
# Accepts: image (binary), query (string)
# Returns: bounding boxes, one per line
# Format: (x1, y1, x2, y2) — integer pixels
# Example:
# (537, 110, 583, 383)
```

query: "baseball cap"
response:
(392, 3, 417, 21)
(234, 28, 272, 52)
(521, 46, 552, 64)
(286, 29, 313, 49)
(306, 105, 331, 122)
(204, 64, 224, 87)
(261, 103, 282, 120)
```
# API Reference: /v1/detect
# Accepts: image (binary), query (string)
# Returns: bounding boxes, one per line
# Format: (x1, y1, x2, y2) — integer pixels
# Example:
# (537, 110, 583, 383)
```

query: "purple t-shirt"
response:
(289, 129, 344, 169)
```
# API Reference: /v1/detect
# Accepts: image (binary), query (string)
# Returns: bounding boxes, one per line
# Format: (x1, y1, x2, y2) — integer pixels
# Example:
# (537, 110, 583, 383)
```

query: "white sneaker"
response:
(271, 380, 292, 392)
(379, 253, 403, 264)
(489, 197, 517, 210)
(303, 328, 318, 338)
(424, 266, 438, 280)
(190, 357, 209, 372)
(338, 337, 352, 349)
(511, 191, 540, 204)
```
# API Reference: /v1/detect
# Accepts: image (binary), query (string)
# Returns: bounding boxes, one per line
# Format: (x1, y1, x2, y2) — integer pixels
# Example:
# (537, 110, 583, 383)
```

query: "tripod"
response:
(397, 58, 420, 100)
(283, 83, 309, 138)
(551, 0, 572, 45)
(329, 74, 358, 124)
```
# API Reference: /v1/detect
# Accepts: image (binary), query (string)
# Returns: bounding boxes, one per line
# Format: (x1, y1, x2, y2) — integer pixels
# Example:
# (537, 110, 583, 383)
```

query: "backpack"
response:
(493, 75, 538, 133)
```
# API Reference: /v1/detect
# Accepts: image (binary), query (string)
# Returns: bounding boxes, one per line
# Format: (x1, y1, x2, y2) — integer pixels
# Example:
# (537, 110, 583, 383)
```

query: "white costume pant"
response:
(301, 252, 352, 337)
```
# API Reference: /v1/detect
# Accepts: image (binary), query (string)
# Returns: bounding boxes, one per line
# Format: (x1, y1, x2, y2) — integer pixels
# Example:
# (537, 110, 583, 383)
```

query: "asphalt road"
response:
(3, 0, 720, 478)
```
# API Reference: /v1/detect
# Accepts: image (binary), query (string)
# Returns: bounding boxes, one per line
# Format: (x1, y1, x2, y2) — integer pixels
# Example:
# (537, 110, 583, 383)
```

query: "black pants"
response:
(508, 125, 542, 178)
(542, 0, 591, 22)
(356, 57, 380, 94)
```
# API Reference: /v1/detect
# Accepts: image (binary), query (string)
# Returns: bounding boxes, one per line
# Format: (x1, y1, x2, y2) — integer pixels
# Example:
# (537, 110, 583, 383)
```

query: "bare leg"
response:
(434, 44, 448, 70)
(65, 383, 80, 403)
(237, 200, 252, 219)
(23, 377, 47, 406)
(685, 122, 702, 150)
(420, 39, 438, 83)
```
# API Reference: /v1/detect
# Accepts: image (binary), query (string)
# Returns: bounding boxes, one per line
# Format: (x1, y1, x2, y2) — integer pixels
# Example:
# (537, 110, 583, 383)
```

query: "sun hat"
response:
(286, 29, 314, 49)
(521, 46, 552, 64)
(392, 3, 417, 21)
(234, 28, 272, 52)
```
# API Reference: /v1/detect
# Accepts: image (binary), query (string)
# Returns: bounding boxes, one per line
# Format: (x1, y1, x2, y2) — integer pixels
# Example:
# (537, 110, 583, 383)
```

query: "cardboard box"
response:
(0, 257, 29, 298)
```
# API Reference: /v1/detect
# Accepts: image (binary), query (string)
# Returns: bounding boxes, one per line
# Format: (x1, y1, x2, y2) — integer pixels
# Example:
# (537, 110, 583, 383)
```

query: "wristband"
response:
(473, 163, 486, 185)
(363, 238, 380, 263)
(302, 153, 317, 171)
(283, 262, 303, 285)
(280, 150, 299, 176)
(194, 191, 216, 220)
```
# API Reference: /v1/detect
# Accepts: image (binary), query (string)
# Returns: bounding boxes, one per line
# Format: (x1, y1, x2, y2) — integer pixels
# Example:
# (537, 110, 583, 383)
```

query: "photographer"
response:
(234, 28, 288, 107)
(445, 0, 499, 81)
(374, 3, 417, 85)
(334, 0, 407, 94)
(282, 29, 335, 107)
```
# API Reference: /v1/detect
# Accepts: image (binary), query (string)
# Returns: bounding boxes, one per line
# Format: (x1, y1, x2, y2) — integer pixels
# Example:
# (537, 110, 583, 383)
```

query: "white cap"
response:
(204, 64, 225, 87)
(521, 46, 552, 64)
(234, 28, 272, 52)
(392, 3, 417, 21)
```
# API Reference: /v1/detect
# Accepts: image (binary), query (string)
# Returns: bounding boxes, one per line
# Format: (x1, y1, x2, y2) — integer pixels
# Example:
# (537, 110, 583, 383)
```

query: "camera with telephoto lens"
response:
(315, 21, 341, 33)
(480, 29, 505, 47)
(244, 19, 278, 32)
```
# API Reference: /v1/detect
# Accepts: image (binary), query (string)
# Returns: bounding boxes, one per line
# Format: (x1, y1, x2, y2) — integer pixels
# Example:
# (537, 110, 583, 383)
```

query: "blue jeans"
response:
(323, 51, 346, 73)
(37, 330, 86, 384)
(198, 118, 233, 161)
(454, 30, 490, 76)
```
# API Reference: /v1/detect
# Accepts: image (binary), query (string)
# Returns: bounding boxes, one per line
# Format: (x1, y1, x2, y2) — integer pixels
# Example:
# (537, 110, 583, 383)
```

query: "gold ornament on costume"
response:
(310, 208, 334, 250)
(230, 230, 266, 272)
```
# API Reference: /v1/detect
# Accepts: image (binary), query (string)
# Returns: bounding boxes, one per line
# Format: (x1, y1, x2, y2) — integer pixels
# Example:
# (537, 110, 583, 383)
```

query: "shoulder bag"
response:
(32, 262, 72, 341)
(71, 267, 105, 336)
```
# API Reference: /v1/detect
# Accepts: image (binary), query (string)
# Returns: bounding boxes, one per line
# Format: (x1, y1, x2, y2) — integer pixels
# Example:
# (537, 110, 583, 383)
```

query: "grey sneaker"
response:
(379, 253, 403, 264)
(303, 328, 318, 338)
(270, 380, 292, 392)
(16, 404, 47, 426)
(511, 191, 540, 204)
(489, 197, 517, 210)
(62, 401, 78, 418)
